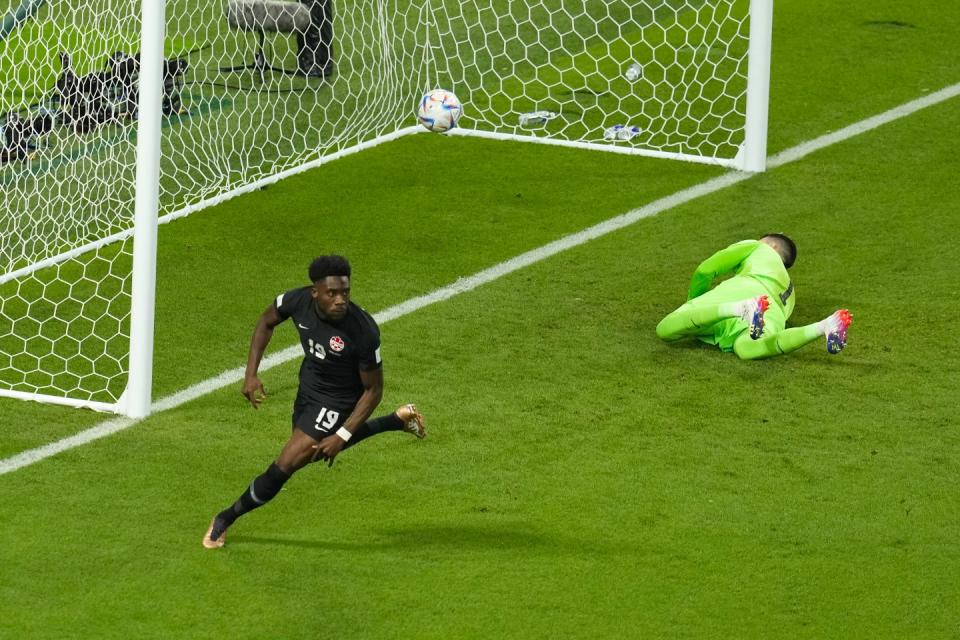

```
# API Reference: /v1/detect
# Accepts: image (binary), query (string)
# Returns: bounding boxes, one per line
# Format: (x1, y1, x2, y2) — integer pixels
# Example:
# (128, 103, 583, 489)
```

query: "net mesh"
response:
(430, 0, 749, 158)
(0, 0, 754, 409)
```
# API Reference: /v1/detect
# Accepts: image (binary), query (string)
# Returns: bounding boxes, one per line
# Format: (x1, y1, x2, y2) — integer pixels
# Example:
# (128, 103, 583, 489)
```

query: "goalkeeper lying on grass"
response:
(656, 234, 852, 359)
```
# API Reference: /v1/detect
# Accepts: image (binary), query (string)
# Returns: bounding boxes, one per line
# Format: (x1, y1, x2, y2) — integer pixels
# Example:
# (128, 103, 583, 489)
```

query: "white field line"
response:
(2, 82, 959, 476)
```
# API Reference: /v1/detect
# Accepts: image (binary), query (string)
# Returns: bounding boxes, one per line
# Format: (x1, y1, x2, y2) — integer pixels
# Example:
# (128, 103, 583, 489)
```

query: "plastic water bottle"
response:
(625, 62, 642, 82)
(603, 125, 640, 141)
(603, 124, 623, 140)
(518, 110, 557, 126)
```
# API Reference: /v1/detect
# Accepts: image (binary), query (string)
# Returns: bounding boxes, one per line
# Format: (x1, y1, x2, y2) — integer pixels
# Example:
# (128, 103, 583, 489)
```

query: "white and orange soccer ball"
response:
(417, 89, 463, 133)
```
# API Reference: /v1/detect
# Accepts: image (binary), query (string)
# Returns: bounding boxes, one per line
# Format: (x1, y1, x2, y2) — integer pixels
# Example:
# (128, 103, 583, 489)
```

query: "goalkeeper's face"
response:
(312, 276, 351, 320)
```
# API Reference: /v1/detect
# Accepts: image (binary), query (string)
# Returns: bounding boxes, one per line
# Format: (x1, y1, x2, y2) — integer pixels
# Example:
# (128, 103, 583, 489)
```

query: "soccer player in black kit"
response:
(203, 255, 425, 549)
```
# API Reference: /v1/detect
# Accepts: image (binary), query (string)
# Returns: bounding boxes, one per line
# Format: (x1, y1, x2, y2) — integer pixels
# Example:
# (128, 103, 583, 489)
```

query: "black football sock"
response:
(343, 413, 404, 449)
(215, 463, 291, 529)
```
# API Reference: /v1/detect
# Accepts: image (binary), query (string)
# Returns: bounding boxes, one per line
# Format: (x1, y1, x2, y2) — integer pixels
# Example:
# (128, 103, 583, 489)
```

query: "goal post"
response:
(125, 0, 165, 419)
(742, 0, 773, 172)
(0, 0, 772, 417)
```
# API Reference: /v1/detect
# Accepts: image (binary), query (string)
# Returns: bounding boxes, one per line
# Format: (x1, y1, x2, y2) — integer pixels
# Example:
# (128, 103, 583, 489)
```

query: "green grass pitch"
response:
(1, 0, 960, 638)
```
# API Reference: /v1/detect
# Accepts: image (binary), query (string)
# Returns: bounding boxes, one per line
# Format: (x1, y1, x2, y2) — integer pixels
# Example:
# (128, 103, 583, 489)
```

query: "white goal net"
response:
(430, 0, 764, 165)
(0, 0, 769, 414)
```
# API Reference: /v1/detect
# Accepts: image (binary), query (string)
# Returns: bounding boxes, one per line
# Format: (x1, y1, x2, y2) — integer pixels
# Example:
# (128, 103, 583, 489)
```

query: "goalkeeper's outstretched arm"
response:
(687, 240, 760, 300)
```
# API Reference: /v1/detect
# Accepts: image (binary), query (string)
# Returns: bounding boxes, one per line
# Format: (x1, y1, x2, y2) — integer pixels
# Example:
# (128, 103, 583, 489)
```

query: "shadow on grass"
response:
(230, 522, 595, 555)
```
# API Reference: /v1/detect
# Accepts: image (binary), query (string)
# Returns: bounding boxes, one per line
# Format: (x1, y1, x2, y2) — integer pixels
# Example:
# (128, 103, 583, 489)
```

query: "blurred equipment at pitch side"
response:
(1, 50, 188, 165)
(0, 110, 53, 164)
(222, 0, 334, 80)
(220, 0, 333, 81)
(54, 50, 189, 131)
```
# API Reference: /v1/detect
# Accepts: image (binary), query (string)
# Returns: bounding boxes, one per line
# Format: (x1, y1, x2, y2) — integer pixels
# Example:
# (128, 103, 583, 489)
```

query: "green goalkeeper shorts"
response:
(691, 276, 787, 351)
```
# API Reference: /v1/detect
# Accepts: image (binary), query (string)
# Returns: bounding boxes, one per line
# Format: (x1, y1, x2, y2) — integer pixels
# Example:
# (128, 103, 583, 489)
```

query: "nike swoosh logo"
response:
(298, 323, 310, 329)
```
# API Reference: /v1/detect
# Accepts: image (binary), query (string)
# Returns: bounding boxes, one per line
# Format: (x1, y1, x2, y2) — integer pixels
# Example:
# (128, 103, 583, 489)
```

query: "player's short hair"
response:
(308, 255, 351, 282)
(762, 233, 797, 269)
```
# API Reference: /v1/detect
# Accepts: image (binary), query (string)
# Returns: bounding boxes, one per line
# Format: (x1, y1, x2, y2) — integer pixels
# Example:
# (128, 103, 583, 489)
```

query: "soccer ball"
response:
(417, 89, 462, 133)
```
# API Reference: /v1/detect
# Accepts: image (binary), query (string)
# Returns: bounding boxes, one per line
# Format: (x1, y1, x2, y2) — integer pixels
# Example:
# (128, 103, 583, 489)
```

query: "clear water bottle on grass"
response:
(518, 110, 557, 126)
(603, 124, 624, 140)
(603, 124, 640, 141)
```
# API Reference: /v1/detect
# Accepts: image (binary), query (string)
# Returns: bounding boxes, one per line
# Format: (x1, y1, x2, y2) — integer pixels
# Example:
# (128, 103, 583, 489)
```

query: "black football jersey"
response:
(274, 287, 382, 408)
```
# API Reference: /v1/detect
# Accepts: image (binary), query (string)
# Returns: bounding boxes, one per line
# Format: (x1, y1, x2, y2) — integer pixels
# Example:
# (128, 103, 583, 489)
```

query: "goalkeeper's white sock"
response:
(802, 322, 825, 341)
(815, 313, 842, 336)
(784, 314, 839, 342)
(799, 310, 851, 341)
(717, 299, 748, 318)
(717, 297, 763, 320)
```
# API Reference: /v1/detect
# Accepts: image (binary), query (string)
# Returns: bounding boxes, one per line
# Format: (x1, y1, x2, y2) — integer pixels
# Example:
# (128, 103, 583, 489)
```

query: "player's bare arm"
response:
(312, 366, 384, 464)
(242, 303, 284, 408)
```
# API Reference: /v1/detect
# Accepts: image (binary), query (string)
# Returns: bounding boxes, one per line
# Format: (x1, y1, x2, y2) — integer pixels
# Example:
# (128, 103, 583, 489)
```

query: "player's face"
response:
(312, 276, 351, 320)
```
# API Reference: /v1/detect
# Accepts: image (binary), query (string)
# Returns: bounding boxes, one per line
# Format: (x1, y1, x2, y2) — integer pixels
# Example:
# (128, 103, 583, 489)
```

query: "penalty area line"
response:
(2, 80, 959, 476)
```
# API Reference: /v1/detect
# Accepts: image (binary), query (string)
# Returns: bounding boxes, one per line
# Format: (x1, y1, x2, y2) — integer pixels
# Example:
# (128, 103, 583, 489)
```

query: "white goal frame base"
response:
(447, 128, 744, 169)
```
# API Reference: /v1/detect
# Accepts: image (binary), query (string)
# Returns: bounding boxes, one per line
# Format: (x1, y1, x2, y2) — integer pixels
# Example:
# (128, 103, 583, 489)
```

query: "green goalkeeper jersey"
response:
(687, 240, 796, 319)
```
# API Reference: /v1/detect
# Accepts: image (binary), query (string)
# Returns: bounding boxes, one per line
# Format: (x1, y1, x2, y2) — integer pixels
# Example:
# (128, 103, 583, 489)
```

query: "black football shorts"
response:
(292, 396, 354, 441)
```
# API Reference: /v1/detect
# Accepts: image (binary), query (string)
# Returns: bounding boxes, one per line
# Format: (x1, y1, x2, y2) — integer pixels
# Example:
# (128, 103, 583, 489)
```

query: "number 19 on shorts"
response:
(314, 407, 340, 432)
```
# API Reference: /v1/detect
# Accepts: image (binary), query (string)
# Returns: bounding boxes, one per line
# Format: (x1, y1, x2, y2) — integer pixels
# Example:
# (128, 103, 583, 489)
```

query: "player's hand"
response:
(311, 433, 346, 467)
(241, 376, 266, 408)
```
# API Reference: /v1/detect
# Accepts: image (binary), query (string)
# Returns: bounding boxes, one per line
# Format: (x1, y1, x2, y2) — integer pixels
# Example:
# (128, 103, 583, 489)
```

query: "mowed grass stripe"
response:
(1, 99, 958, 639)
(3, 79, 958, 476)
